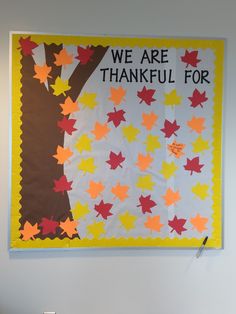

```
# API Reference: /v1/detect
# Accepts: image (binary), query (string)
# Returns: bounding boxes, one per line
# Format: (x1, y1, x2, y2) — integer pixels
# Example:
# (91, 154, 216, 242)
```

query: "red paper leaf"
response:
(57, 116, 77, 135)
(168, 215, 187, 235)
(137, 195, 157, 214)
(94, 200, 113, 219)
(53, 175, 73, 194)
(39, 217, 59, 235)
(188, 89, 208, 108)
(184, 156, 204, 175)
(106, 151, 125, 169)
(161, 119, 180, 138)
(137, 86, 156, 105)
(107, 107, 126, 127)
(76, 46, 94, 65)
(18, 36, 38, 56)
(181, 50, 201, 68)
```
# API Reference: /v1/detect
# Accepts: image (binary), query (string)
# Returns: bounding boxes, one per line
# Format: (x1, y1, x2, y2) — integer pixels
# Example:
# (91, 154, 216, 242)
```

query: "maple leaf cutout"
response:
(39, 217, 59, 235)
(78, 157, 96, 174)
(122, 124, 140, 143)
(60, 96, 79, 115)
(91, 122, 110, 140)
(168, 215, 187, 235)
(119, 211, 137, 231)
(168, 140, 185, 158)
(72, 201, 90, 220)
(181, 50, 201, 68)
(184, 156, 204, 175)
(18, 36, 38, 56)
(137, 86, 156, 105)
(144, 215, 163, 232)
(135, 153, 153, 171)
(107, 107, 126, 127)
(53, 145, 73, 164)
(144, 134, 161, 152)
(20, 221, 40, 240)
(87, 221, 106, 238)
(190, 214, 208, 233)
(51, 77, 71, 96)
(163, 89, 182, 107)
(75, 134, 92, 153)
(76, 46, 94, 65)
(160, 161, 178, 180)
(161, 119, 180, 138)
(78, 92, 98, 109)
(94, 200, 113, 220)
(106, 151, 125, 169)
(111, 182, 129, 202)
(54, 48, 74, 68)
(60, 218, 78, 238)
(137, 195, 157, 214)
(53, 175, 72, 194)
(142, 112, 158, 131)
(109, 86, 126, 106)
(187, 116, 205, 134)
(57, 116, 77, 135)
(162, 188, 181, 206)
(191, 183, 209, 200)
(136, 175, 155, 191)
(33, 63, 52, 83)
(86, 180, 105, 199)
(188, 89, 208, 108)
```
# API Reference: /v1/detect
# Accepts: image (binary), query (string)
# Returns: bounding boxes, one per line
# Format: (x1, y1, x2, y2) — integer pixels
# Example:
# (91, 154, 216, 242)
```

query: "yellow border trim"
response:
(10, 33, 224, 249)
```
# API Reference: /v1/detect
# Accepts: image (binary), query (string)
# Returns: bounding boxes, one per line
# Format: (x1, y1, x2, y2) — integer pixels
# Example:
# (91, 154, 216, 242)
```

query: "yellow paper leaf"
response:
(119, 211, 137, 231)
(144, 134, 161, 152)
(192, 136, 210, 153)
(51, 77, 71, 96)
(78, 157, 96, 174)
(192, 183, 209, 200)
(75, 134, 92, 153)
(72, 201, 90, 220)
(87, 221, 106, 238)
(78, 92, 98, 109)
(122, 124, 140, 143)
(136, 175, 155, 191)
(160, 161, 178, 179)
(163, 89, 182, 107)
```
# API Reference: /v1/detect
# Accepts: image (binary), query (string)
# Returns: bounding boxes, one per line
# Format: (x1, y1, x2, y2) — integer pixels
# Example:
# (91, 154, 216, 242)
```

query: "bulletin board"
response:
(10, 33, 224, 249)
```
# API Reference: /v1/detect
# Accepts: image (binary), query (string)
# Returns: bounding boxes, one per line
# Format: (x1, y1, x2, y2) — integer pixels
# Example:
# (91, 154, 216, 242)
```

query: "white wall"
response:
(0, 0, 235, 313)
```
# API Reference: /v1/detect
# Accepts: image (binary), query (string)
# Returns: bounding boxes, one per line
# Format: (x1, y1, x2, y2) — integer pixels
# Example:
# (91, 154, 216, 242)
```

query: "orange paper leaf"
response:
(162, 188, 181, 206)
(54, 48, 73, 67)
(60, 218, 78, 238)
(20, 221, 40, 241)
(111, 182, 129, 202)
(187, 116, 205, 134)
(87, 180, 105, 199)
(190, 214, 208, 233)
(53, 145, 73, 164)
(144, 215, 163, 232)
(91, 122, 110, 140)
(168, 140, 185, 158)
(109, 86, 126, 106)
(135, 153, 153, 171)
(33, 63, 52, 83)
(60, 96, 79, 115)
(142, 112, 158, 131)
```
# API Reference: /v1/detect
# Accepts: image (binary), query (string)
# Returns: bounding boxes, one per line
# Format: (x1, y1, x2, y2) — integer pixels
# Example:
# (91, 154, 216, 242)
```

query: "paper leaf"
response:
(86, 180, 105, 199)
(53, 145, 73, 164)
(142, 112, 158, 130)
(135, 153, 153, 171)
(144, 215, 163, 232)
(119, 211, 137, 231)
(20, 221, 40, 240)
(188, 89, 208, 108)
(33, 63, 52, 83)
(106, 151, 125, 169)
(78, 92, 98, 109)
(137, 86, 156, 105)
(91, 122, 110, 140)
(192, 183, 209, 200)
(53, 175, 72, 194)
(168, 215, 187, 235)
(78, 157, 96, 174)
(18, 36, 38, 56)
(162, 188, 181, 206)
(54, 48, 73, 68)
(109, 86, 126, 106)
(167, 140, 185, 158)
(59, 218, 78, 238)
(60, 96, 79, 115)
(87, 221, 106, 238)
(163, 89, 182, 107)
(187, 116, 206, 134)
(76, 46, 94, 65)
(181, 50, 201, 68)
(184, 157, 204, 175)
(51, 77, 71, 96)
(161, 119, 180, 138)
(136, 175, 155, 191)
(94, 200, 113, 220)
(192, 136, 210, 153)
(72, 201, 90, 220)
(144, 134, 161, 152)
(190, 214, 208, 233)
(107, 107, 126, 127)
(57, 116, 77, 135)
(122, 124, 140, 142)
(160, 161, 178, 179)
(75, 134, 93, 153)
(111, 182, 129, 202)
(39, 218, 59, 235)
(137, 195, 157, 214)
